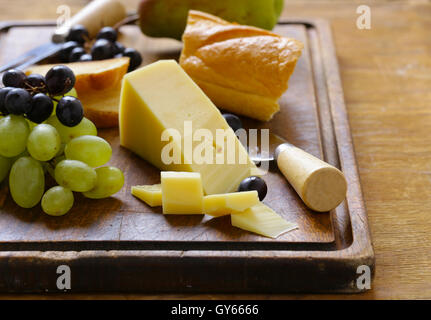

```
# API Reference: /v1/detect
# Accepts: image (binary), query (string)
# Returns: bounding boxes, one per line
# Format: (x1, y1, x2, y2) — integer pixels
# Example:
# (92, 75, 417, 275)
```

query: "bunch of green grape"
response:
(0, 71, 124, 216)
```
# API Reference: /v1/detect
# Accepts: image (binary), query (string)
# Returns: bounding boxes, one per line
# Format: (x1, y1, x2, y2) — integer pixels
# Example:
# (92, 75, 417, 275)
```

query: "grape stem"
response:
(24, 82, 47, 95)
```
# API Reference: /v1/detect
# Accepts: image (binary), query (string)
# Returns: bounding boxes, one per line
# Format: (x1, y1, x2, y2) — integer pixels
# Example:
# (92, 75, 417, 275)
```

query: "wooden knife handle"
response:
(52, 0, 127, 43)
(275, 143, 347, 212)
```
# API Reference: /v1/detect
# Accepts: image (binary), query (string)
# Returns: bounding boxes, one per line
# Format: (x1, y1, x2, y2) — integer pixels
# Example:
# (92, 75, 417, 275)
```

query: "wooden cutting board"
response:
(0, 19, 374, 293)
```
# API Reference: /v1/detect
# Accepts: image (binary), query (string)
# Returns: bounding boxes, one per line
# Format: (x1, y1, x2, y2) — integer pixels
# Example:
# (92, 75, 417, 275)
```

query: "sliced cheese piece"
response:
(203, 193, 230, 217)
(203, 191, 259, 217)
(161, 171, 203, 214)
(227, 191, 260, 211)
(119, 59, 257, 195)
(131, 184, 162, 207)
(231, 203, 297, 238)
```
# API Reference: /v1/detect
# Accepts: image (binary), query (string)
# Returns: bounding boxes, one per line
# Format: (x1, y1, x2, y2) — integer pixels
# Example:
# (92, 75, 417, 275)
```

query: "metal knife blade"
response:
(0, 42, 62, 73)
(245, 130, 288, 163)
(0, 0, 127, 74)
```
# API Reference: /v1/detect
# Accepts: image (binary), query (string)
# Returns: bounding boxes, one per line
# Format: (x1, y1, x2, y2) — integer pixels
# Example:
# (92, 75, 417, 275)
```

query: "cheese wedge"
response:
(231, 203, 297, 238)
(131, 184, 162, 207)
(203, 191, 259, 217)
(161, 171, 203, 214)
(119, 60, 257, 195)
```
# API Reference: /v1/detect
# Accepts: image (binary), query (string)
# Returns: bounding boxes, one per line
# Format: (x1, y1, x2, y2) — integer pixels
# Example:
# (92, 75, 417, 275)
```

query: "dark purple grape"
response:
(123, 48, 142, 72)
(45, 65, 75, 96)
(79, 54, 92, 62)
(69, 47, 86, 62)
(96, 27, 117, 42)
(223, 113, 242, 132)
(59, 41, 80, 62)
(25, 74, 47, 93)
(4, 88, 32, 115)
(66, 25, 89, 44)
(56, 96, 83, 127)
(2, 69, 27, 88)
(113, 41, 125, 55)
(91, 39, 114, 60)
(26, 93, 54, 123)
(238, 176, 268, 201)
(0, 87, 13, 115)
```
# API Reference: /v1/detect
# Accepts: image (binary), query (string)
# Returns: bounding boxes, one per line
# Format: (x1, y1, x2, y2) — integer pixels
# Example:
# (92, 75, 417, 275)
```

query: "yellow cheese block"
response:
(119, 60, 257, 195)
(131, 184, 162, 207)
(161, 171, 203, 214)
(203, 191, 260, 217)
(231, 203, 297, 238)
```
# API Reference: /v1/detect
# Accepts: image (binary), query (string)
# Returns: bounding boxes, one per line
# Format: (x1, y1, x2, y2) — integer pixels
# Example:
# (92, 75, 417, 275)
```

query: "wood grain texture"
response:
(0, 0, 429, 299)
(0, 25, 336, 246)
(0, 19, 372, 294)
(0, 2, 374, 293)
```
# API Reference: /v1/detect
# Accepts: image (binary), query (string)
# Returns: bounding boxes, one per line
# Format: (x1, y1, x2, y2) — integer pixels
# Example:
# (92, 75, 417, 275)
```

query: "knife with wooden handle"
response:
(0, 0, 126, 73)
(52, 0, 126, 42)
(248, 132, 347, 212)
(274, 143, 347, 212)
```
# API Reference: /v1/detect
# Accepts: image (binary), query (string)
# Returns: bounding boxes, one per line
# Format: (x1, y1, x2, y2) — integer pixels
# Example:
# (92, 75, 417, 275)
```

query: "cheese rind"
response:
(131, 184, 162, 207)
(203, 191, 259, 217)
(119, 60, 257, 195)
(231, 203, 297, 238)
(161, 171, 203, 214)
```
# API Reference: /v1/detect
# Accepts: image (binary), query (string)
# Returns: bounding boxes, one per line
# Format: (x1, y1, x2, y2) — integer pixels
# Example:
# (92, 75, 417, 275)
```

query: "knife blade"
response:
(0, 0, 127, 73)
(243, 130, 347, 212)
(0, 43, 62, 73)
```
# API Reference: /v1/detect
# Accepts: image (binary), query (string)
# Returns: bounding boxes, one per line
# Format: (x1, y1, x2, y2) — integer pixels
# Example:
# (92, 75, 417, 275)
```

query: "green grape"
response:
(0, 155, 14, 183)
(45, 116, 97, 144)
(55, 159, 97, 192)
(0, 115, 30, 157)
(51, 88, 78, 115)
(27, 124, 61, 161)
(83, 166, 124, 199)
(41, 186, 74, 216)
(9, 156, 45, 208)
(65, 135, 112, 167)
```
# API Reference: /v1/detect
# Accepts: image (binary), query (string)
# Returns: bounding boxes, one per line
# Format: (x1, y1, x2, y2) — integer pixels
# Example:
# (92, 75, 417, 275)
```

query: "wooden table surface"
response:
(0, 0, 430, 300)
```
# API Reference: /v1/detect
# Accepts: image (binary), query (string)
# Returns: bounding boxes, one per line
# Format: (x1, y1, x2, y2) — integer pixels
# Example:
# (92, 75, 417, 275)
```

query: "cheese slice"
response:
(119, 60, 257, 195)
(131, 184, 162, 207)
(203, 191, 259, 217)
(161, 171, 203, 214)
(231, 203, 297, 238)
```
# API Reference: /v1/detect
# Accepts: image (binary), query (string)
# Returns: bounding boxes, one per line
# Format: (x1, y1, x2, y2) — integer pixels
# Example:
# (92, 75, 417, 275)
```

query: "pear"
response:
(138, 0, 284, 40)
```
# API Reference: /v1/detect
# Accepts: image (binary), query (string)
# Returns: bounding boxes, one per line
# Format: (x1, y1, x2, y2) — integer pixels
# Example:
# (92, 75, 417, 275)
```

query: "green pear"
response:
(139, 0, 284, 40)
(274, 0, 284, 18)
